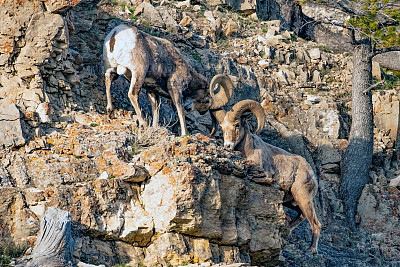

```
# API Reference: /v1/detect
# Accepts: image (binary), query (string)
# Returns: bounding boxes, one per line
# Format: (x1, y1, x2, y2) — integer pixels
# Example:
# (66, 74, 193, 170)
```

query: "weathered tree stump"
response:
(17, 207, 74, 267)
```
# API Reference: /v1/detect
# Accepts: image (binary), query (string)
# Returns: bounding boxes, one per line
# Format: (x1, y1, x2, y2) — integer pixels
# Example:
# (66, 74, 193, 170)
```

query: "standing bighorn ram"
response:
(103, 24, 233, 135)
(211, 100, 321, 253)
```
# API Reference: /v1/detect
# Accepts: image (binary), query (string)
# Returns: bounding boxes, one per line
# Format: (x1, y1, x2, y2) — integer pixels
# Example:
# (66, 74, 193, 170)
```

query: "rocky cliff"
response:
(1, 0, 400, 266)
(0, 114, 288, 266)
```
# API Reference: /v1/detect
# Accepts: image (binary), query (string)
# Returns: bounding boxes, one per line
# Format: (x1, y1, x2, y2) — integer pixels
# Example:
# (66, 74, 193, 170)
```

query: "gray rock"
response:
(222, 0, 255, 12)
(17, 207, 74, 267)
(137, 2, 165, 29)
(312, 69, 321, 83)
(15, 12, 66, 66)
(42, 0, 80, 13)
(157, 6, 180, 33)
(389, 176, 400, 187)
(318, 145, 341, 165)
(372, 61, 382, 80)
(309, 48, 321, 60)
(36, 103, 52, 124)
(0, 100, 26, 148)
(373, 51, 400, 71)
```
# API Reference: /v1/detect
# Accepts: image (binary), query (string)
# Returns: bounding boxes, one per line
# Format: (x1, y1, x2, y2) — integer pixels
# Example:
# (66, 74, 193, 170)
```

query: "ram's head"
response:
(211, 100, 265, 149)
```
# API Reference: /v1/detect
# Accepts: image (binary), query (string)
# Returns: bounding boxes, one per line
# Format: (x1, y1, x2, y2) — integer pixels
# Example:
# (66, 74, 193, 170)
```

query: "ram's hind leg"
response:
(128, 71, 148, 127)
(291, 177, 321, 254)
(283, 201, 305, 232)
(105, 67, 117, 116)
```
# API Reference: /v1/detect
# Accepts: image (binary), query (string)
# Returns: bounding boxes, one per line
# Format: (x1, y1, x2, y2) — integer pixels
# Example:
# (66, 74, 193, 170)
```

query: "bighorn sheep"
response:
(211, 100, 321, 253)
(103, 24, 233, 135)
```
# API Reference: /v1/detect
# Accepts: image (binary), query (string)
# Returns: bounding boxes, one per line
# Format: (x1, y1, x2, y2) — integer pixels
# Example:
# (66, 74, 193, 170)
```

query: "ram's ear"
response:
(209, 109, 227, 137)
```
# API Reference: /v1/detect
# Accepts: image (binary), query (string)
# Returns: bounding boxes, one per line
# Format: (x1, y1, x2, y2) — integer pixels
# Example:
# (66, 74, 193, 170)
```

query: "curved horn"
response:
(226, 100, 265, 134)
(209, 74, 234, 109)
(210, 109, 227, 137)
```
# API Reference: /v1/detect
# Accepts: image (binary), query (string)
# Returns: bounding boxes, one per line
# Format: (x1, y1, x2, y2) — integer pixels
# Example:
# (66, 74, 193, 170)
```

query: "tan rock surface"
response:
(0, 117, 287, 266)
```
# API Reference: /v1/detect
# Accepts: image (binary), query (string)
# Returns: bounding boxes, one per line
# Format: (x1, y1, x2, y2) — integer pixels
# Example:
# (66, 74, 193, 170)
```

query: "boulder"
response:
(372, 61, 382, 80)
(36, 102, 52, 124)
(373, 51, 400, 71)
(223, 0, 256, 12)
(309, 48, 321, 60)
(373, 94, 400, 146)
(42, 0, 83, 13)
(16, 207, 74, 267)
(389, 176, 400, 187)
(157, 6, 181, 33)
(358, 185, 400, 260)
(281, 98, 341, 144)
(0, 99, 26, 148)
(136, 2, 165, 28)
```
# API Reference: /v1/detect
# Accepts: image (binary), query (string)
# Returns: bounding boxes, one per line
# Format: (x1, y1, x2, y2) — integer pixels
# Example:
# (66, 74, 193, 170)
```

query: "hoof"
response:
(307, 246, 318, 255)
(138, 119, 148, 128)
(107, 108, 114, 118)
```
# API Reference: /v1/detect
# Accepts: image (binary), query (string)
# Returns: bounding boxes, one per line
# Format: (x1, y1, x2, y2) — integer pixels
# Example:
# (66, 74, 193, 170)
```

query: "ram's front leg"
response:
(171, 91, 187, 136)
(128, 71, 148, 127)
(148, 92, 160, 127)
(168, 75, 188, 136)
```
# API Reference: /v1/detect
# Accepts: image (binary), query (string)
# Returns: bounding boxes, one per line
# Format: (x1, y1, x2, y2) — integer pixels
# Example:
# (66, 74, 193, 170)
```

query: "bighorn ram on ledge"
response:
(211, 100, 321, 253)
(103, 24, 233, 135)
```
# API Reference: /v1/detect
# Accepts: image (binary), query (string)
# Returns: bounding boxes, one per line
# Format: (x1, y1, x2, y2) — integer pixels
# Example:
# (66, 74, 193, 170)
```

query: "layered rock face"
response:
(0, 116, 287, 266)
(358, 184, 400, 261)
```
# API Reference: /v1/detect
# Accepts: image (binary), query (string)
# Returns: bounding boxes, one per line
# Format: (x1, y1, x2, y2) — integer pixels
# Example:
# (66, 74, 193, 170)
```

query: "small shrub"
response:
(0, 256, 11, 266)
(381, 69, 400, 90)
(129, 143, 142, 156)
(320, 68, 331, 77)
(111, 1, 118, 5)
(318, 45, 332, 53)
(120, 3, 126, 10)
(0, 241, 28, 266)
(385, 80, 397, 89)
(262, 27, 268, 33)
(192, 52, 201, 61)
(90, 123, 99, 127)
(142, 19, 151, 28)
(216, 38, 230, 49)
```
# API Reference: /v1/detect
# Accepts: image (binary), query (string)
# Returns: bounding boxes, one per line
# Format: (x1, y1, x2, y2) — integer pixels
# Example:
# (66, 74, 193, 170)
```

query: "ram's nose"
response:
(208, 97, 213, 107)
(184, 99, 193, 111)
(224, 141, 235, 150)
